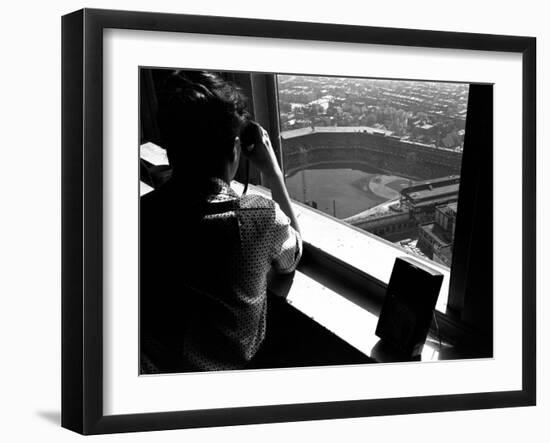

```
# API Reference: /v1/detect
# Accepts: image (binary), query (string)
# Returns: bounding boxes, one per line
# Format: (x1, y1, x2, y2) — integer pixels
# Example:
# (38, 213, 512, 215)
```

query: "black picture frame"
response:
(61, 8, 536, 435)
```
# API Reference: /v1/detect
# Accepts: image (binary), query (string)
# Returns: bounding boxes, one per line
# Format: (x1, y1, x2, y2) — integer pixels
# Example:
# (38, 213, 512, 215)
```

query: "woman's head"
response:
(157, 70, 249, 181)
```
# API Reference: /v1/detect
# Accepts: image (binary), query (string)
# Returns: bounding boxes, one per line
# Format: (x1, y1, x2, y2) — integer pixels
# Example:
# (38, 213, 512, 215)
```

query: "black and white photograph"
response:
(139, 68, 493, 374)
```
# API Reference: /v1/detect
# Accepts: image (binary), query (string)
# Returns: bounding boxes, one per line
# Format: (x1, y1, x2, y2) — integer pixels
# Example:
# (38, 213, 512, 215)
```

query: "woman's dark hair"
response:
(156, 70, 249, 179)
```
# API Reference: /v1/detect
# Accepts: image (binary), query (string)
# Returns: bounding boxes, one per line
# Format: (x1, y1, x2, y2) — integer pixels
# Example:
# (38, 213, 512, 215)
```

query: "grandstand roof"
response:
(281, 126, 393, 140)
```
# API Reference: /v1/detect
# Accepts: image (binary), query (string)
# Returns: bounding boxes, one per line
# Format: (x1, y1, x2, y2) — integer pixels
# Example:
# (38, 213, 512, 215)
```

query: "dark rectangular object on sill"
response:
(375, 256, 443, 357)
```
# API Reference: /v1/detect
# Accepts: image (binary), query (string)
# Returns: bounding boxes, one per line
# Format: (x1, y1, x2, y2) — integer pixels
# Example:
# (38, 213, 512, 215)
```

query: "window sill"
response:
(267, 263, 456, 362)
(231, 180, 450, 313)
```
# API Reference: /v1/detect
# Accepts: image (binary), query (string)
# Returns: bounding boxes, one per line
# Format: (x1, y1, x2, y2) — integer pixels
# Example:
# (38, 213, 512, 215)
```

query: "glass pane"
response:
(277, 74, 469, 269)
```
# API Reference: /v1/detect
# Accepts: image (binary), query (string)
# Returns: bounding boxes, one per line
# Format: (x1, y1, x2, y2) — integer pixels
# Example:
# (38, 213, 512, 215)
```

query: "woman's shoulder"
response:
(237, 194, 282, 230)
(238, 194, 276, 212)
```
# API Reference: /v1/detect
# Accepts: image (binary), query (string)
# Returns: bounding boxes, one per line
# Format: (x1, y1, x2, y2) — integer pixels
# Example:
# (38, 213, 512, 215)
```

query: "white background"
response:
(0, 0, 547, 441)
(104, 29, 523, 415)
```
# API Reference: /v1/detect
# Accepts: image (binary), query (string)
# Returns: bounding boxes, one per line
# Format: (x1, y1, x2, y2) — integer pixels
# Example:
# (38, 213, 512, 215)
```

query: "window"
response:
(276, 74, 469, 271)
(272, 74, 493, 355)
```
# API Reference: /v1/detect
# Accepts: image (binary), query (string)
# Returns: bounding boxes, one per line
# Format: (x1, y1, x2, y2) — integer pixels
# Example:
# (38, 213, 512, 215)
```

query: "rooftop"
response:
(420, 222, 453, 246)
(438, 201, 458, 213)
(281, 126, 393, 140)
(405, 184, 459, 202)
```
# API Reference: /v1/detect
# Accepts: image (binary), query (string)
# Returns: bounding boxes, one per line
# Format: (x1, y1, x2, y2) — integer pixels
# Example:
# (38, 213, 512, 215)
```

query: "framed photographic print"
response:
(61, 8, 536, 435)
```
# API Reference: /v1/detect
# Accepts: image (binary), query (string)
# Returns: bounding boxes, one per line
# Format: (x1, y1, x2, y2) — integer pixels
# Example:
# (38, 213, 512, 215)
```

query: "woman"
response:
(140, 70, 302, 372)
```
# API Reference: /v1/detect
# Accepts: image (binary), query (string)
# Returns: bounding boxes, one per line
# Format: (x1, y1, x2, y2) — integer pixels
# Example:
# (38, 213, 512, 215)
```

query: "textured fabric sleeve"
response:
(271, 201, 302, 273)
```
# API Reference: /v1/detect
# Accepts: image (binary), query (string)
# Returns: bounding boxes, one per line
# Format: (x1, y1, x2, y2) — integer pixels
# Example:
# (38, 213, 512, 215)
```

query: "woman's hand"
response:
(239, 121, 300, 235)
(240, 122, 282, 179)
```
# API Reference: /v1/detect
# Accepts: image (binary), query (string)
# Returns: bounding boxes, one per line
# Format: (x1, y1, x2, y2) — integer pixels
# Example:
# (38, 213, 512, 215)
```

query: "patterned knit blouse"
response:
(140, 177, 302, 373)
